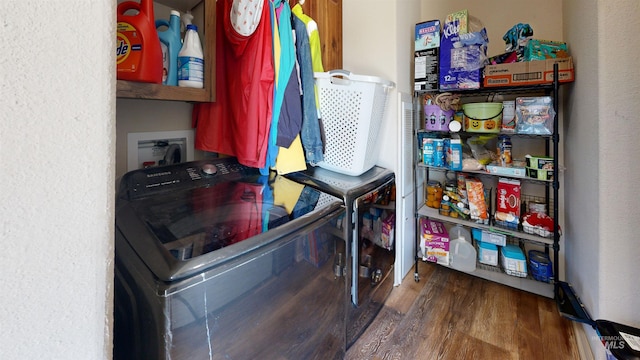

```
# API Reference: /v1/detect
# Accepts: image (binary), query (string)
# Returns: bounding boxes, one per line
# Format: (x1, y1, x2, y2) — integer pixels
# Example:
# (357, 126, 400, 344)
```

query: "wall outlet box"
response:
(127, 130, 194, 171)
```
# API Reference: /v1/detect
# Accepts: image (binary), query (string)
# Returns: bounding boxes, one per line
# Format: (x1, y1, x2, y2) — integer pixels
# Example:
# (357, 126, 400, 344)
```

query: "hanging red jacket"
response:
(192, 0, 274, 168)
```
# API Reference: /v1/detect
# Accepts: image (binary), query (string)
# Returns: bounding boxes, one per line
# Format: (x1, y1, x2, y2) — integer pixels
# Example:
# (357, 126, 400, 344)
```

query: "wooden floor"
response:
(346, 262, 580, 360)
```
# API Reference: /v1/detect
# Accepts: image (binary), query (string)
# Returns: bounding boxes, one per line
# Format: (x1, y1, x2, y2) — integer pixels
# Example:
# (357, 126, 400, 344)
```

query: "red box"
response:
(495, 178, 521, 228)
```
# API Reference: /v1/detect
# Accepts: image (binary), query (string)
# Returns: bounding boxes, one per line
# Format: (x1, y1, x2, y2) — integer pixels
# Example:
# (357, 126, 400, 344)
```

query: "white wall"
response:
(0, 0, 114, 359)
(343, 0, 422, 284)
(564, 0, 640, 356)
(116, 99, 196, 177)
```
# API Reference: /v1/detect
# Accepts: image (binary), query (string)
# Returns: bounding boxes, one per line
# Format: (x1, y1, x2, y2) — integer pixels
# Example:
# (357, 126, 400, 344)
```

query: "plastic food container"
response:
(501, 244, 527, 277)
(478, 241, 498, 266)
(462, 102, 503, 133)
(424, 104, 454, 131)
(528, 250, 553, 282)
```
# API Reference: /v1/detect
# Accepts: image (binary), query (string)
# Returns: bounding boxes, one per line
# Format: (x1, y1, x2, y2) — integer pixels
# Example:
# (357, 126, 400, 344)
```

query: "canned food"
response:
(426, 181, 443, 209)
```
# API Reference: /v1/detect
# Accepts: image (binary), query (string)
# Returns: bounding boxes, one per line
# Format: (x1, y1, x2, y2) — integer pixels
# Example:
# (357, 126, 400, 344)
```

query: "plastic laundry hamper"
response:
(314, 70, 395, 176)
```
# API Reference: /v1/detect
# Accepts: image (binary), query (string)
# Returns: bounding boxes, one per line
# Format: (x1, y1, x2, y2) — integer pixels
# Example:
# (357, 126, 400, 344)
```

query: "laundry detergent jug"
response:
(117, 0, 163, 83)
(156, 10, 182, 86)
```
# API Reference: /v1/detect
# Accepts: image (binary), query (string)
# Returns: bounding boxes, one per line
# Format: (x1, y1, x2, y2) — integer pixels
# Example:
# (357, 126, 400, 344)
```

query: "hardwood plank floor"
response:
(346, 262, 580, 360)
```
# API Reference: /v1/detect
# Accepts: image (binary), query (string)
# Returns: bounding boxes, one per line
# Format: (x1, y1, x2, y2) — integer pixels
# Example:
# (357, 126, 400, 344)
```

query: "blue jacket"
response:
(292, 15, 324, 164)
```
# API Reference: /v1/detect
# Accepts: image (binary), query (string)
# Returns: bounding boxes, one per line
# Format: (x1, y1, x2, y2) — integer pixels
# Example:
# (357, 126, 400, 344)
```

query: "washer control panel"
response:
(120, 158, 255, 200)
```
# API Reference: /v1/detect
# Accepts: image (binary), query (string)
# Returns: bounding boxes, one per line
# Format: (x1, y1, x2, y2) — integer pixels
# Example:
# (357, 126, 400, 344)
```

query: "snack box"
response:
(483, 57, 574, 87)
(379, 213, 395, 250)
(524, 39, 569, 61)
(526, 155, 554, 170)
(420, 218, 450, 265)
(526, 155, 554, 180)
(485, 160, 526, 177)
(526, 167, 553, 181)
(516, 96, 555, 135)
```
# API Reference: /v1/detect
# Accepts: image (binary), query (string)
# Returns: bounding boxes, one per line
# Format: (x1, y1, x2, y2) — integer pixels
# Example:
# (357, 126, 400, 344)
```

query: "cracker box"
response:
(420, 218, 450, 265)
(465, 177, 489, 223)
(414, 20, 440, 92)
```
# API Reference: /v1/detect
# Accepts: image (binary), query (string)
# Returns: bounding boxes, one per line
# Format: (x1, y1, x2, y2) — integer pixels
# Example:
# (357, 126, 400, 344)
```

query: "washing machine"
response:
(285, 166, 396, 347)
(114, 158, 348, 360)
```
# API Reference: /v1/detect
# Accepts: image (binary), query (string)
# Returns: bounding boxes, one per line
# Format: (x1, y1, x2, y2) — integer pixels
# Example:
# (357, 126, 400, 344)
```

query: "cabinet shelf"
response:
(116, 0, 215, 102)
(414, 83, 554, 97)
(116, 80, 211, 102)
(417, 205, 555, 246)
(416, 129, 553, 140)
(416, 163, 554, 185)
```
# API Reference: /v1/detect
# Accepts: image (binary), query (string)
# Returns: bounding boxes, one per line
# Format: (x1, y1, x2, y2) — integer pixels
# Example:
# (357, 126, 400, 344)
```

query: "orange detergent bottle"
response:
(117, 0, 163, 83)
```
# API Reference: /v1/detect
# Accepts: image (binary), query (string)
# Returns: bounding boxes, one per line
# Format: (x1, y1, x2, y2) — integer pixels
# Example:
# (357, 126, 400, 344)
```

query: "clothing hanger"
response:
(299, 0, 305, 5)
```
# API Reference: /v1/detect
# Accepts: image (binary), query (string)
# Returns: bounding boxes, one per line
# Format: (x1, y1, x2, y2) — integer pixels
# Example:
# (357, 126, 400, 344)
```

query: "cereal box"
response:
(414, 20, 440, 91)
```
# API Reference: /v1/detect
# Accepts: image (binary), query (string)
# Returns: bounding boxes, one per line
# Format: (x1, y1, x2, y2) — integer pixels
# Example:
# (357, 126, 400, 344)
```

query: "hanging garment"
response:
(291, 4, 324, 73)
(276, 55, 303, 148)
(261, 0, 296, 174)
(291, 14, 323, 164)
(192, 0, 274, 169)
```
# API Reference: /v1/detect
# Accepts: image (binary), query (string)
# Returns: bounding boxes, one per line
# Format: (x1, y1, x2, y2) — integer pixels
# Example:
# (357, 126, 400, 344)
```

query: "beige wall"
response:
(421, 0, 564, 57)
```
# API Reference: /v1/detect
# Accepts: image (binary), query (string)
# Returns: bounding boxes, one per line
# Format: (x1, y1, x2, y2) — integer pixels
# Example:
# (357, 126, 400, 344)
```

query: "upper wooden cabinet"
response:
(116, 0, 216, 102)
(300, 0, 343, 71)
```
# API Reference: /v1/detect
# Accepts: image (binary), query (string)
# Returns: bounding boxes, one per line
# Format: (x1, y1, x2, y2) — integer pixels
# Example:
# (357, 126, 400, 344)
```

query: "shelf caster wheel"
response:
(414, 273, 420, 282)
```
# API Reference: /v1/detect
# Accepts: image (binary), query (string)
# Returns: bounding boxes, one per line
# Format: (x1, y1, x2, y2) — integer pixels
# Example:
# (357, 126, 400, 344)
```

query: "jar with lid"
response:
(439, 195, 451, 216)
(497, 135, 512, 166)
(426, 181, 443, 209)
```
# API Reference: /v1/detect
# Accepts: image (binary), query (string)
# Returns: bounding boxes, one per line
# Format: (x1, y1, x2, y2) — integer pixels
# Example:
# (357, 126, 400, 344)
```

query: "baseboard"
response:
(573, 321, 595, 360)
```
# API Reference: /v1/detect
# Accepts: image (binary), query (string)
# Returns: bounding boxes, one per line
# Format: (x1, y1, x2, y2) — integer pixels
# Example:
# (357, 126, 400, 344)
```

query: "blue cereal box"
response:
(415, 20, 440, 91)
(415, 20, 440, 51)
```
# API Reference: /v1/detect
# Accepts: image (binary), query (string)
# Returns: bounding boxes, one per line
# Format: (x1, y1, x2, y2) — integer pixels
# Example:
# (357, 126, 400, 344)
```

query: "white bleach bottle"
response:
(177, 24, 204, 88)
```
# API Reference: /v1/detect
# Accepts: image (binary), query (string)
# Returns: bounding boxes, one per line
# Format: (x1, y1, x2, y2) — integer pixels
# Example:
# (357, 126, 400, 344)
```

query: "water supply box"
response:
(414, 20, 440, 92)
(483, 57, 574, 87)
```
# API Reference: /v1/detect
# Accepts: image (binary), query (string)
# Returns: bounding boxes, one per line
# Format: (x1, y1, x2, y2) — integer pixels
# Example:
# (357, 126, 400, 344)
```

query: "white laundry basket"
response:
(314, 70, 395, 176)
